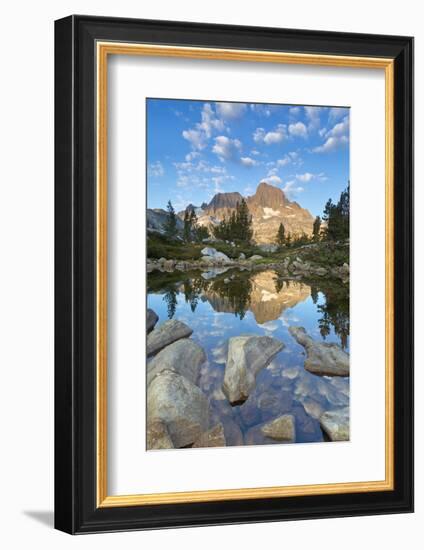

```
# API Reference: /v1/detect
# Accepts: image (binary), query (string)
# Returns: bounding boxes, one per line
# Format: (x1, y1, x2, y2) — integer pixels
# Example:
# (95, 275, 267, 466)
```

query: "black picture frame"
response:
(55, 14, 414, 534)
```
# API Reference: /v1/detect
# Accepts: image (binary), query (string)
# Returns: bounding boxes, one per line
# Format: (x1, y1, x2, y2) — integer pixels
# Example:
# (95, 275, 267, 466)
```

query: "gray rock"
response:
(147, 419, 174, 450)
(200, 247, 231, 263)
(314, 267, 328, 276)
(224, 278, 230, 284)
(320, 407, 349, 441)
(193, 423, 226, 448)
(147, 371, 210, 448)
(147, 339, 206, 386)
(249, 254, 263, 261)
(147, 319, 193, 357)
(261, 414, 296, 442)
(222, 335, 285, 404)
(146, 308, 159, 333)
(200, 255, 215, 265)
(289, 326, 349, 376)
(238, 252, 246, 260)
(300, 397, 325, 420)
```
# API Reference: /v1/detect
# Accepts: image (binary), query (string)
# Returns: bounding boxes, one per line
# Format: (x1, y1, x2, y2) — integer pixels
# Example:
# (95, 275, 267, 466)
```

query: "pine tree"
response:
(183, 209, 191, 242)
(322, 184, 350, 242)
(236, 199, 253, 243)
(164, 200, 177, 238)
(286, 232, 292, 247)
(276, 222, 285, 248)
(313, 216, 321, 242)
(196, 225, 209, 242)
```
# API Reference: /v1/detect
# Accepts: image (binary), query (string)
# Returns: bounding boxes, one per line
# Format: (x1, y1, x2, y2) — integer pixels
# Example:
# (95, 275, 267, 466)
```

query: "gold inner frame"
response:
(96, 42, 395, 508)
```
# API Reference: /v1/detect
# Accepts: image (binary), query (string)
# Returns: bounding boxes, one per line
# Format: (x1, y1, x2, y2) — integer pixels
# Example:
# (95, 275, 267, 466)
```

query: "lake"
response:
(147, 267, 350, 446)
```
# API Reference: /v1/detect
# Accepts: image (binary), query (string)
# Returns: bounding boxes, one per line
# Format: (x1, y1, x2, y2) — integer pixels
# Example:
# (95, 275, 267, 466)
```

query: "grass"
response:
(147, 232, 270, 261)
(147, 232, 349, 267)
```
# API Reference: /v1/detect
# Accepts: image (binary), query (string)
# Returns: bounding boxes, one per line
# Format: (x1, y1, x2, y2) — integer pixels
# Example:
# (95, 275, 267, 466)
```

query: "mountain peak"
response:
(207, 191, 243, 212)
(248, 181, 288, 208)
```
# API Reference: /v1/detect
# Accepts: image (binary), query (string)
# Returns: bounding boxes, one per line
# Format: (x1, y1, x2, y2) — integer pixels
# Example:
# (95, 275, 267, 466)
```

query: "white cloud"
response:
(277, 156, 290, 167)
(313, 135, 348, 153)
(240, 156, 258, 167)
(148, 161, 164, 177)
(254, 124, 287, 145)
(288, 121, 308, 138)
(182, 103, 226, 150)
(250, 104, 272, 117)
(212, 135, 242, 161)
(253, 127, 265, 142)
(313, 115, 349, 153)
(326, 115, 349, 137)
(263, 174, 282, 185)
(215, 102, 247, 119)
(185, 151, 200, 162)
(329, 107, 349, 121)
(198, 103, 225, 138)
(304, 106, 322, 131)
(251, 149, 261, 156)
(289, 106, 301, 116)
(273, 151, 303, 168)
(182, 128, 207, 150)
(296, 172, 314, 182)
(282, 180, 304, 197)
(295, 172, 327, 183)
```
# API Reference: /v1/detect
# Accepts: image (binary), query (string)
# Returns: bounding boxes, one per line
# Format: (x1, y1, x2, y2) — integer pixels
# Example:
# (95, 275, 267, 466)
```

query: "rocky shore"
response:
(146, 307, 350, 450)
(147, 246, 349, 282)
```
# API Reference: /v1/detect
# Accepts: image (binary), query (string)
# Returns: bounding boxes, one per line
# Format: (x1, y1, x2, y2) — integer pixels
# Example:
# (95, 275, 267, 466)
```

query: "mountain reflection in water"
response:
(148, 268, 349, 349)
(147, 268, 350, 446)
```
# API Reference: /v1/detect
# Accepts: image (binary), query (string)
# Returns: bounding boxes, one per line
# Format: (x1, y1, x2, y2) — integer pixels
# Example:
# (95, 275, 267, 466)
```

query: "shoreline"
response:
(147, 256, 349, 281)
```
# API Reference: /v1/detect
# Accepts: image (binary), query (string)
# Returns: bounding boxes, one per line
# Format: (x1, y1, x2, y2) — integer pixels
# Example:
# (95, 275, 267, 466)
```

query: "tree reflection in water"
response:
(148, 268, 349, 348)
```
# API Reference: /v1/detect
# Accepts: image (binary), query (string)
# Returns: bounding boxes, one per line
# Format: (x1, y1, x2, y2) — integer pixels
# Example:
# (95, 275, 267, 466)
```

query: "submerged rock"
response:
(193, 423, 226, 448)
(320, 407, 349, 441)
(147, 371, 210, 448)
(222, 335, 285, 405)
(147, 319, 193, 357)
(146, 308, 159, 333)
(147, 419, 174, 450)
(221, 418, 244, 446)
(289, 326, 349, 376)
(147, 339, 206, 386)
(261, 414, 296, 442)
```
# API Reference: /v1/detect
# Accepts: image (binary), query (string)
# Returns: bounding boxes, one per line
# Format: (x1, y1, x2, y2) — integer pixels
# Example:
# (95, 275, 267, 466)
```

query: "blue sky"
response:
(147, 99, 349, 217)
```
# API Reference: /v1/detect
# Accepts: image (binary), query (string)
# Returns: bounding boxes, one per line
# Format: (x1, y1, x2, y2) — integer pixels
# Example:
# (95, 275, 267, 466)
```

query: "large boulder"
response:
(289, 326, 349, 376)
(201, 247, 231, 264)
(146, 308, 159, 333)
(320, 407, 349, 441)
(147, 319, 193, 357)
(222, 335, 285, 405)
(261, 414, 296, 442)
(193, 423, 226, 448)
(147, 371, 210, 448)
(147, 339, 206, 386)
(146, 419, 174, 450)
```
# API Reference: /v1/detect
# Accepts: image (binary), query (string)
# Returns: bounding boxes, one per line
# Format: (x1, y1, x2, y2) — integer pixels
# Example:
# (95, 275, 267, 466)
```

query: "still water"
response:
(147, 268, 350, 446)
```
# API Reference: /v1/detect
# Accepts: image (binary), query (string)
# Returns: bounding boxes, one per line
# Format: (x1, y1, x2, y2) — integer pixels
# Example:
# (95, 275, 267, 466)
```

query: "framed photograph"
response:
(54, 15, 413, 534)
